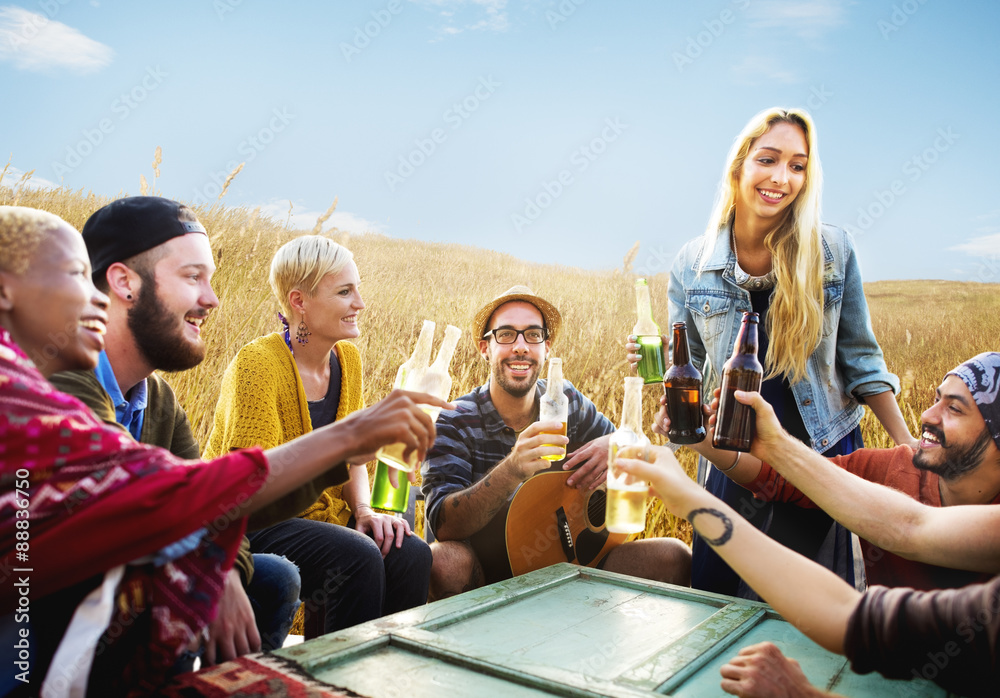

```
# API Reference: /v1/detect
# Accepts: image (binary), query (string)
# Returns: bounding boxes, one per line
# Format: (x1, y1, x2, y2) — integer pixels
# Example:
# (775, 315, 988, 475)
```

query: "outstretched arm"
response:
(251, 389, 450, 515)
(616, 445, 859, 654)
(733, 390, 1000, 574)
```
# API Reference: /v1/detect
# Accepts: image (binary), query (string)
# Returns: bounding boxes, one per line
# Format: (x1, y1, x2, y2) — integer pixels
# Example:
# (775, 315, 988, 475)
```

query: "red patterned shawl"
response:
(0, 329, 270, 693)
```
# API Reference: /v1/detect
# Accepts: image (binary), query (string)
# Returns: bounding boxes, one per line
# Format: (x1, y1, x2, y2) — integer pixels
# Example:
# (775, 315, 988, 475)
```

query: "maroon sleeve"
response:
(844, 577, 1000, 697)
(6, 449, 269, 605)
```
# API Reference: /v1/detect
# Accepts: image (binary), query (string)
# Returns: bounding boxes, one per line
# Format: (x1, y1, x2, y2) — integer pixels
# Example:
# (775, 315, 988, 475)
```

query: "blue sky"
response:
(2, 0, 999, 282)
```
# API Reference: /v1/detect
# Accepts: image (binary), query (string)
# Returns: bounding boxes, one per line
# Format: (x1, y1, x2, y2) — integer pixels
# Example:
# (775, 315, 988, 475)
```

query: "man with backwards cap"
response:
(50, 197, 301, 664)
(615, 352, 1000, 697)
(420, 285, 692, 600)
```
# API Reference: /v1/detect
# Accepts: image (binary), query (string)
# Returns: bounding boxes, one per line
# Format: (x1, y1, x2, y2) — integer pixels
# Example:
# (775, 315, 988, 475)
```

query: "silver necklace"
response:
(731, 231, 776, 291)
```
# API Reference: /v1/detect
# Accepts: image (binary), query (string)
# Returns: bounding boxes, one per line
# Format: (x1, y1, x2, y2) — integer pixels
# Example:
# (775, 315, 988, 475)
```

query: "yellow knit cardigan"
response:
(203, 332, 364, 527)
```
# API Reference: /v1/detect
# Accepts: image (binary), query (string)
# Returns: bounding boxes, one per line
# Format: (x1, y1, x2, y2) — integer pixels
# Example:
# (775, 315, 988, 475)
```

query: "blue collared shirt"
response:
(93, 350, 147, 441)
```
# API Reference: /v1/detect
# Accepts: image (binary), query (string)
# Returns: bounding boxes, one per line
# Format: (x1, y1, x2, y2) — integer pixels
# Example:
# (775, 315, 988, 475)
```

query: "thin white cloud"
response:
(949, 233, 1000, 256)
(0, 165, 60, 191)
(0, 6, 113, 73)
(731, 55, 799, 85)
(255, 200, 384, 236)
(411, 0, 509, 35)
(746, 0, 849, 40)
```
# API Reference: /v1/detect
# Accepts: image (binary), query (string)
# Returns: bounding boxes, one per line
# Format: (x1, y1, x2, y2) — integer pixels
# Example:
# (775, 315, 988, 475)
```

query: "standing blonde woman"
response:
(629, 108, 915, 598)
(204, 236, 432, 639)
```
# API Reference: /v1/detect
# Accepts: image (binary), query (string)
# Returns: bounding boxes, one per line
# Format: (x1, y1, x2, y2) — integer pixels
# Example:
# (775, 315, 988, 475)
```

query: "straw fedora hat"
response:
(472, 285, 562, 343)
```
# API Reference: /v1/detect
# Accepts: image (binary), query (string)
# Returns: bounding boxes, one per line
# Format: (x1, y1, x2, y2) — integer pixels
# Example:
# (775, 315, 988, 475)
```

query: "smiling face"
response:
(127, 232, 218, 372)
(914, 375, 996, 480)
(479, 301, 550, 399)
(735, 121, 809, 230)
(297, 260, 365, 344)
(0, 222, 109, 376)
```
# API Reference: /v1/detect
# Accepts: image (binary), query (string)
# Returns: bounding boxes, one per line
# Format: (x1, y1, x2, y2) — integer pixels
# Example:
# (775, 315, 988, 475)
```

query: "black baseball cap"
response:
(82, 196, 207, 283)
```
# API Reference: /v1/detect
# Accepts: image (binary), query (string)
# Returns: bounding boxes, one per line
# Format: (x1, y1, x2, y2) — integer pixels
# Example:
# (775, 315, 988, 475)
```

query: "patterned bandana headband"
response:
(947, 352, 1000, 450)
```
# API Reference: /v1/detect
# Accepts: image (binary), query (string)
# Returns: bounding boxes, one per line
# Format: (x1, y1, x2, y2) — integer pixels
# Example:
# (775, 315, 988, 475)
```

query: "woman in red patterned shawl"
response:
(0, 206, 446, 697)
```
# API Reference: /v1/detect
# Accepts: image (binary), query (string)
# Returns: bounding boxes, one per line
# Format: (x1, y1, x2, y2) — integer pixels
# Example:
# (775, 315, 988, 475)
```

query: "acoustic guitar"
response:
(469, 464, 637, 584)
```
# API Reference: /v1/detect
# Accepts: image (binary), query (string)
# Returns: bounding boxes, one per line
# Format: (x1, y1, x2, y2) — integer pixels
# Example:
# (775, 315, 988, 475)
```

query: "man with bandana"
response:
(50, 197, 301, 665)
(698, 351, 1000, 591)
(615, 352, 1000, 697)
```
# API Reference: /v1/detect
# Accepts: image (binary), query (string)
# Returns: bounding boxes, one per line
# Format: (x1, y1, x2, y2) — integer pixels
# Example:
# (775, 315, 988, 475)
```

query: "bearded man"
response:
(696, 351, 1000, 591)
(50, 197, 301, 665)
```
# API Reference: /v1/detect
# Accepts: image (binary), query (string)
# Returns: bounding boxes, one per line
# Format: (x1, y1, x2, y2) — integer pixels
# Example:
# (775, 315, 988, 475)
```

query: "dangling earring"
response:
(296, 317, 311, 345)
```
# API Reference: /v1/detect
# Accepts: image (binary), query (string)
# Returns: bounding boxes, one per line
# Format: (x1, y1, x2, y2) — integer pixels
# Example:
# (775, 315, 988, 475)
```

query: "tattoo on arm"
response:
(688, 508, 734, 547)
(440, 472, 507, 535)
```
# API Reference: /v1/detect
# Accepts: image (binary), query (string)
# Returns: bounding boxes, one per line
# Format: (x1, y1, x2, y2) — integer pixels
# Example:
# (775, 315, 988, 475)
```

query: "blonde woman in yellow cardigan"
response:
(204, 236, 432, 639)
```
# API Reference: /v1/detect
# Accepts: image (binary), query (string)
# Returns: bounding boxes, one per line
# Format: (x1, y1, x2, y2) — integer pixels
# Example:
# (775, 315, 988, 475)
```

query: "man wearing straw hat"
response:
(421, 285, 691, 599)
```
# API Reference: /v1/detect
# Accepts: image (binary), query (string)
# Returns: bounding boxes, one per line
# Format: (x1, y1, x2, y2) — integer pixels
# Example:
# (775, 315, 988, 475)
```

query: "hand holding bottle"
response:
(625, 333, 668, 371)
(377, 323, 462, 472)
(504, 421, 569, 481)
(606, 376, 651, 534)
(630, 278, 667, 383)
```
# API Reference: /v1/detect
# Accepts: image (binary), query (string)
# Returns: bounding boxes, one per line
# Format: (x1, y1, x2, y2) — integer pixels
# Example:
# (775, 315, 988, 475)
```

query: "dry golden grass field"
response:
(4, 176, 999, 544)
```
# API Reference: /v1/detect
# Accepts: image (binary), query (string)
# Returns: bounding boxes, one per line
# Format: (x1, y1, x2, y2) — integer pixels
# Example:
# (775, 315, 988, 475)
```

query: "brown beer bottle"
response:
(663, 322, 705, 444)
(712, 312, 763, 452)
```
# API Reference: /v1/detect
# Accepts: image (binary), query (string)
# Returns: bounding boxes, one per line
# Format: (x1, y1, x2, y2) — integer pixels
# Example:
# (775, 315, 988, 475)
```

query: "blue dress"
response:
(690, 289, 863, 599)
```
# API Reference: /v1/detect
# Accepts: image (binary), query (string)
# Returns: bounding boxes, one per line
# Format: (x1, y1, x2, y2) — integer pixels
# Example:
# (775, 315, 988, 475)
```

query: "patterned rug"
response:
(160, 654, 366, 697)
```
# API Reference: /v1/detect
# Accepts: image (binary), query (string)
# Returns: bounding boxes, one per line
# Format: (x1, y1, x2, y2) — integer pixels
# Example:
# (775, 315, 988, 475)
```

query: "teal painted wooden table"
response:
(275, 563, 952, 697)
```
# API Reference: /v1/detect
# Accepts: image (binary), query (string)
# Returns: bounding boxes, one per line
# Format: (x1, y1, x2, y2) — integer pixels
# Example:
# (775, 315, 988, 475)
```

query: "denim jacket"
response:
(668, 224, 899, 452)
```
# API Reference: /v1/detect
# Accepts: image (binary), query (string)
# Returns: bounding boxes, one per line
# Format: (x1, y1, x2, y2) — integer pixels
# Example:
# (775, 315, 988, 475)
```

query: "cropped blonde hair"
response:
(0, 206, 69, 275)
(269, 235, 354, 317)
(699, 107, 824, 384)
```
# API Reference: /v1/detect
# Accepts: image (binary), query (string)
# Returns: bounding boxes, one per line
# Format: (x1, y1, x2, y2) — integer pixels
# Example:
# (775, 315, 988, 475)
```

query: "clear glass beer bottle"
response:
(538, 358, 569, 461)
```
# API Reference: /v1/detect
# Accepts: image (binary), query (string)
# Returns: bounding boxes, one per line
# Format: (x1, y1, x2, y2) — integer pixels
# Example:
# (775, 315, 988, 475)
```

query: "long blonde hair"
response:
(699, 107, 824, 384)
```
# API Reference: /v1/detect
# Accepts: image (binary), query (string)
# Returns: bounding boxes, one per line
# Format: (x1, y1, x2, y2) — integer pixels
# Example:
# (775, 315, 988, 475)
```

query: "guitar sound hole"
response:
(588, 489, 607, 528)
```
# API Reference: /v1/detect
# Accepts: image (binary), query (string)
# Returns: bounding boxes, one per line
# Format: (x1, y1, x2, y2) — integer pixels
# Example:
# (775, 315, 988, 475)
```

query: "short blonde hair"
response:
(269, 235, 354, 317)
(0, 206, 70, 275)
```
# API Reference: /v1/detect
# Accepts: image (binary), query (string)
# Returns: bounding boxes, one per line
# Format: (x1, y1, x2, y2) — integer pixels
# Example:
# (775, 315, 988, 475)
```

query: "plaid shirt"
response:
(421, 378, 615, 538)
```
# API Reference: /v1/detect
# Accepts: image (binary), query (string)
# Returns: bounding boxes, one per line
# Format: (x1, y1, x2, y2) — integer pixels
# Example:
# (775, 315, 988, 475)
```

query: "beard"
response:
(490, 354, 541, 399)
(913, 424, 993, 481)
(127, 275, 206, 372)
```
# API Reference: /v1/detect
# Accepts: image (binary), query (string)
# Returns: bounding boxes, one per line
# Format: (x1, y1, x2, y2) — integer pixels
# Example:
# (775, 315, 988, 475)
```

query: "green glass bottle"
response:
(633, 278, 666, 384)
(370, 459, 409, 514)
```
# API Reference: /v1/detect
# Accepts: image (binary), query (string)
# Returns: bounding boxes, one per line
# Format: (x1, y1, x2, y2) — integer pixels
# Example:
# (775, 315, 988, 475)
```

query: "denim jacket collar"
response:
(694, 223, 836, 287)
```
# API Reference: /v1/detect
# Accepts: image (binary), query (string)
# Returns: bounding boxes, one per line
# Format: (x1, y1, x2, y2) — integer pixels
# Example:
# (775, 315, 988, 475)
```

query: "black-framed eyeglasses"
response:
(482, 327, 549, 344)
